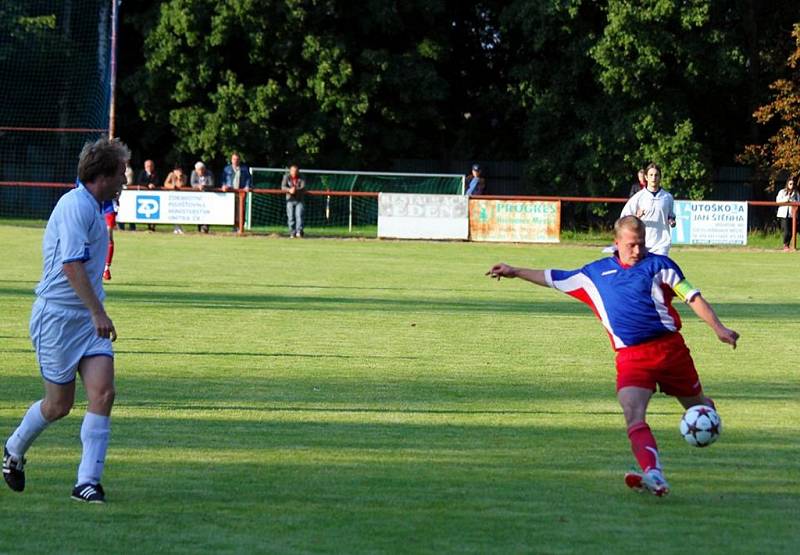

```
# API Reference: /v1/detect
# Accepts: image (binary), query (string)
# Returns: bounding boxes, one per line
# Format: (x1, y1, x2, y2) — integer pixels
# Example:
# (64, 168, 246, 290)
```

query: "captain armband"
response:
(673, 279, 699, 302)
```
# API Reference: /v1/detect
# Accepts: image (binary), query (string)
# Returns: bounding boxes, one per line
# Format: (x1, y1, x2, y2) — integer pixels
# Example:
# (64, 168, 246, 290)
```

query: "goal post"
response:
(248, 167, 465, 232)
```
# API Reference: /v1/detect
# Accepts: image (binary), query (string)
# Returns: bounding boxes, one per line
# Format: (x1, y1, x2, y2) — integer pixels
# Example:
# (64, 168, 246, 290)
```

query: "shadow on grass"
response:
(109, 281, 483, 294)
(5, 284, 799, 318)
(1, 370, 795, 409)
(0, 419, 794, 555)
(0, 348, 419, 360)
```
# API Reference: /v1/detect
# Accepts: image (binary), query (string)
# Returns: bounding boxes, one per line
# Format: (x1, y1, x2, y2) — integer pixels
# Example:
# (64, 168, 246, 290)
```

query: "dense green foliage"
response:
(741, 23, 800, 184)
(1, 225, 798, 552)
(115, 1, 800, 194)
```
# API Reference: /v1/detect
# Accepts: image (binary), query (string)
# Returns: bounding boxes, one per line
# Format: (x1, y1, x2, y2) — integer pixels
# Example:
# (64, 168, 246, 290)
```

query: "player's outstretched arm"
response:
(687, 294, 738, 349)
(486, 263, 548, 287)
(63, 261, 117, 341)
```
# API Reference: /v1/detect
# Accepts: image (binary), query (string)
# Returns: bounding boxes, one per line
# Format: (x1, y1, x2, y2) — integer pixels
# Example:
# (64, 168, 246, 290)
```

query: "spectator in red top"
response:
(281, 164, 306, 238)
(628, 168, 646, 198)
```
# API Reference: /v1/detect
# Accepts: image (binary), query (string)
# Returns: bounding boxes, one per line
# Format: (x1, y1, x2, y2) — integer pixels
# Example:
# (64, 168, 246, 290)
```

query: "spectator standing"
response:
(628, 168, 646, 198)
(281, 164, 306, 238)
(620, 163, 675, 255)
(137, 160, 159, 231)
(221, 153, 252, 232)
(221, 152, 252, 191)
(465, 163, 486, 196)
(137, 160, 159, 190)
(124, 162, 134, 187)
(120, 162, 136, 231)
(776, 175, 799, 251)
(191, 161, 215, 233)
(164, 164, 187, 235)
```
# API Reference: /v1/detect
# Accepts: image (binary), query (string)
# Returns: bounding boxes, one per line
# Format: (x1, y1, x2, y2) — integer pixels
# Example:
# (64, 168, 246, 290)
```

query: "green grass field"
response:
(0, 225, 798, 554)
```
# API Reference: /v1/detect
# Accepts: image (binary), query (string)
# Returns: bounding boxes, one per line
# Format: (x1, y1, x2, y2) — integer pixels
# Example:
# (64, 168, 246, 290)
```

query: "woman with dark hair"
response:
(776, 175, 799, 251)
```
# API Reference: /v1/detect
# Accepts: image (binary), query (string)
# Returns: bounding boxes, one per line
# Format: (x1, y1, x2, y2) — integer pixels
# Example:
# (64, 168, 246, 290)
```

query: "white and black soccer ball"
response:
(679, 405, 722, 447)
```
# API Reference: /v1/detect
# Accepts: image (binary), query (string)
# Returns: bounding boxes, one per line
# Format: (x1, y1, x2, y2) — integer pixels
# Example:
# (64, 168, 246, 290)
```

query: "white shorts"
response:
(29, 298, 113, 384)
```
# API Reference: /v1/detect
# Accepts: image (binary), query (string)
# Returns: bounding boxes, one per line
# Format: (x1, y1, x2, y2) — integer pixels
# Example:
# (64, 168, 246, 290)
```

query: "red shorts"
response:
(615, 332, 701, 397)
(104, 212, 116, 228)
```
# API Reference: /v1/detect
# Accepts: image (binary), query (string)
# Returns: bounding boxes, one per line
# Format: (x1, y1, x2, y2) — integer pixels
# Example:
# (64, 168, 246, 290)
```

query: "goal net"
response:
(248, 168, 464, 231)
(0, 0, 113, 220)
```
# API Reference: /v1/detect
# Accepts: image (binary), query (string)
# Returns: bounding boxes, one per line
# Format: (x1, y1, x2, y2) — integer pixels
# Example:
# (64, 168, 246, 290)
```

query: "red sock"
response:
(627, 422, 660, 473)
(106, 240, 114, 267)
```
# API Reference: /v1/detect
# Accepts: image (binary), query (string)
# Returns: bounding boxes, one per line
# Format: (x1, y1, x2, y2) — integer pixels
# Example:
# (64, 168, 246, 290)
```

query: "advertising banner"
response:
(671, 200, 747, 245)
(118, 190, 235, 225)
(469, 200, 560, 243)
(377, 193, 469, 240)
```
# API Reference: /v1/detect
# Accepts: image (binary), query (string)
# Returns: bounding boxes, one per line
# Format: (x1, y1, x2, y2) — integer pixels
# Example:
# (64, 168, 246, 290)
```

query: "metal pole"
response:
(108, 0, 119, 139)
(348, 195, 353, 233)
(348, 175, 358, 233)
(245, 191, 252, 230)
(793, 205, 798, 250)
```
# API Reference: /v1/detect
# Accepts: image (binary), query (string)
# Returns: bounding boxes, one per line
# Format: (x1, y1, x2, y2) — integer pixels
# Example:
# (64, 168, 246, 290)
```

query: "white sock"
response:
(5, 400, 50, 457)
(76, 412, 110, 486)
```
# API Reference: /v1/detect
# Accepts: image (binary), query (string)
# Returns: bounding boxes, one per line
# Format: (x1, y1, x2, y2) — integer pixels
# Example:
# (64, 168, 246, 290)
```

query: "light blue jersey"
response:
(35, 182, 108, 308)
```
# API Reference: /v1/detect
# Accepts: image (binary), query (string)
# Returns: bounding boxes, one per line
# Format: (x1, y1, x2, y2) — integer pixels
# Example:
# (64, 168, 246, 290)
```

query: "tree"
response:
(115, 0, 800, 198)
(124, 0, 505, 169)
(740, 23, 800, 185)
(501, 0, 800, 199)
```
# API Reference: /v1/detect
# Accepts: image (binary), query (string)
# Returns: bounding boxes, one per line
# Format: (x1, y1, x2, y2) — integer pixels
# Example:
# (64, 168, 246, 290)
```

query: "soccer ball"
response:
(679, 405, 722, 447)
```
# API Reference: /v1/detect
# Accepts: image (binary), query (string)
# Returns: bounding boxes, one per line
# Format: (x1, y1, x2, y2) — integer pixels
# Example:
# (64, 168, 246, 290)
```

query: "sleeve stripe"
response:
(62, 246, 91, 264)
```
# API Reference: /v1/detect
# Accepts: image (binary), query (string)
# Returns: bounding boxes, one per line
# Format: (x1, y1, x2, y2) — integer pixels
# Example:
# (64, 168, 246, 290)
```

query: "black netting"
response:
(0, 0, 111, 186)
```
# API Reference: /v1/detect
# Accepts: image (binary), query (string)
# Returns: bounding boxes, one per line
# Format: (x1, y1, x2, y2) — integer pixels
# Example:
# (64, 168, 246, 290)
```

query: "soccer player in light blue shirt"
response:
(486, 215, 739, 497)
(3, 138, 130, 504)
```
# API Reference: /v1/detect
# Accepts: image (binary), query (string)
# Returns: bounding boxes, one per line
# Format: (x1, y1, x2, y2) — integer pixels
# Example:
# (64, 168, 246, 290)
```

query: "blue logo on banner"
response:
(671, 200, 692, 244)
(136, 195, 160, 220)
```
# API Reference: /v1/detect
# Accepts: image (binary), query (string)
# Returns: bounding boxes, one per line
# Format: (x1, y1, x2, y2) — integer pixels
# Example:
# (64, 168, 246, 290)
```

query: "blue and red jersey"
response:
(544, 254, 700, 350)
(102, 200, 117, 215)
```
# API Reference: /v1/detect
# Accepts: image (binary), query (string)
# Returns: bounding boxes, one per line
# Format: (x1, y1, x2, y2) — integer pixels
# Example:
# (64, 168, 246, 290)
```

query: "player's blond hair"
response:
(614, 215, 645, 238)
(77, 137, 131, 183)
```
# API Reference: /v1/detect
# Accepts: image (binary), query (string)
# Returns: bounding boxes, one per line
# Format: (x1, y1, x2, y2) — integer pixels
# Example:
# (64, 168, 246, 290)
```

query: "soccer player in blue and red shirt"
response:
(486, 215, 739, 496)
(101, 197, 117, 280)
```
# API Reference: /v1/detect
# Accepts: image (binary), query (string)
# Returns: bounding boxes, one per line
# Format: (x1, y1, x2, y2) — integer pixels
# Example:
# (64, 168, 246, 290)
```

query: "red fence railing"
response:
(1, 182, 797, 248)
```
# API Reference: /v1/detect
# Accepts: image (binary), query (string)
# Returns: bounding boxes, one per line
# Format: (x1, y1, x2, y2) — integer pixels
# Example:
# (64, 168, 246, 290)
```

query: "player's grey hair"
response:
(614, 215, 646, 237)
(77, 137, 131, 183)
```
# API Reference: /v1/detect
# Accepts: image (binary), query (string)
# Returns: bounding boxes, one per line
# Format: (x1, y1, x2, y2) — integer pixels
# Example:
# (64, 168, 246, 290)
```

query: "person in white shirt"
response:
(620, 163, 676, 255)
(776, 175, 799, 251)
(2, 137, 129, 504)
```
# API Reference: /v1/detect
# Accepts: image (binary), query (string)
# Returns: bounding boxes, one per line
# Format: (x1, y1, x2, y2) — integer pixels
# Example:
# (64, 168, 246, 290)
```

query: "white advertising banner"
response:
(118, 190, 235, 225)
(670, 200, 748, 245)
(378, 193, 469, 240)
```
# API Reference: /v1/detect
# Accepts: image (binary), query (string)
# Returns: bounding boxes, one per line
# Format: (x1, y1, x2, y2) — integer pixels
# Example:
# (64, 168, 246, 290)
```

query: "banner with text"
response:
(671, 200, 747, 245)
(118, 190, 235, 225)
(469, 199, 560, 243)
(378, 193, 469, 240)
